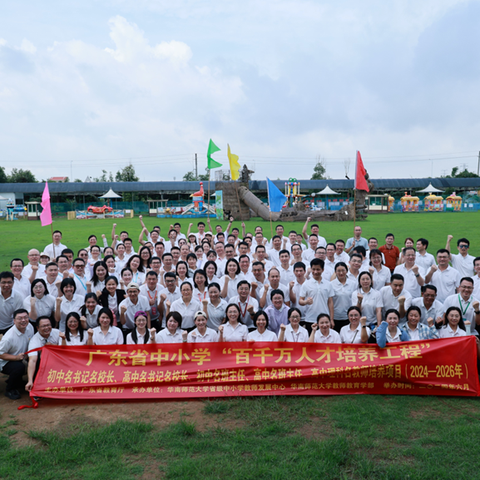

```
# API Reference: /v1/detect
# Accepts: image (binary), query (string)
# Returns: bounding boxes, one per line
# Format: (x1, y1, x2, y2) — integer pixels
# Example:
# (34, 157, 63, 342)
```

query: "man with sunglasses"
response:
(446, 236, 475, 277)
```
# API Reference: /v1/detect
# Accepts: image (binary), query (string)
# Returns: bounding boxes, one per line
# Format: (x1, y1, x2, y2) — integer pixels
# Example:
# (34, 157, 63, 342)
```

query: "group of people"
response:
(1, 216, 479, 400)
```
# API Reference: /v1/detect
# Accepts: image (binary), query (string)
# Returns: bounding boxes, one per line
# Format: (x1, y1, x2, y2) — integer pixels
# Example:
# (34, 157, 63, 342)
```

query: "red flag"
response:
(355, 151, 369, 192)
(40, 182, 52, 226)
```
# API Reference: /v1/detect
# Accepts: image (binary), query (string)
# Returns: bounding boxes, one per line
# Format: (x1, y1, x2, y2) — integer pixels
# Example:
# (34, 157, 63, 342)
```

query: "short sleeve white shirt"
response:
(314, 329, 342, 343)
(92, 325, 124, 345)
(247, 329, 278, 342)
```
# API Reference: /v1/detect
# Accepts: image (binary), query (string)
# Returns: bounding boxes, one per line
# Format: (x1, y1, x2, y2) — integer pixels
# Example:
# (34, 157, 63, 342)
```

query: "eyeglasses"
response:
(458, 245, 469, 249)
(74, 264, 84, 268)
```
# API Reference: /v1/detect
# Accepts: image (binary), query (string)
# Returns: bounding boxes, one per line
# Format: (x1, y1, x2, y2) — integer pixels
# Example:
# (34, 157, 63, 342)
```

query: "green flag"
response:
(207, 139, 222, 169)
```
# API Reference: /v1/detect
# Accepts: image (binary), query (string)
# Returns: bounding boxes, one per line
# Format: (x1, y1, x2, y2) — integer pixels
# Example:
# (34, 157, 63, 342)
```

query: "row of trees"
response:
(0, 164, 139, 184)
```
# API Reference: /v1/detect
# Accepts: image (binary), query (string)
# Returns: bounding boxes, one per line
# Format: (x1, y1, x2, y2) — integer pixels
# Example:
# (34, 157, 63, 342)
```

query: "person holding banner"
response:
(309, 313, 341, 343)
(87, 308, 124, 345)
(187, 311, 219, 343)
(218, 304, 248, 342)
(25, 316, 60, 394)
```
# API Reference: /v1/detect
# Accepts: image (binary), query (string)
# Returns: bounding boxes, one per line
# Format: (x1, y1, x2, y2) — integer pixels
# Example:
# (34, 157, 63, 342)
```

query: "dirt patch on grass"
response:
(0, 392, 248, 448)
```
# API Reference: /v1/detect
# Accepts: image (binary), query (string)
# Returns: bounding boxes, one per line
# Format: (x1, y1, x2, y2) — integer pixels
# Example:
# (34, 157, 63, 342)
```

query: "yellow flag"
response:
(227, 144, 241, 180)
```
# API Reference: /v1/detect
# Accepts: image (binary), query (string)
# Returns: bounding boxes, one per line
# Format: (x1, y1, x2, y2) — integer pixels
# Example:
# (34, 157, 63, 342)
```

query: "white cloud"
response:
(0, 1, 479, 181)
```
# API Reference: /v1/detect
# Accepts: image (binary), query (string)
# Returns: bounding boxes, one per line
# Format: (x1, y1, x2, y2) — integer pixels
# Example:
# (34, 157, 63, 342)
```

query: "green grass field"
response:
(0, 211, 479, 271)
(1, 212, 480, 479)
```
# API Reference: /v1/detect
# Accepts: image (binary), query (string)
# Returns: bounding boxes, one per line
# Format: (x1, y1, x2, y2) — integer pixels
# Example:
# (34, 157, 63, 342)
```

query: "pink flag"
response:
(40, 182, 52, 226)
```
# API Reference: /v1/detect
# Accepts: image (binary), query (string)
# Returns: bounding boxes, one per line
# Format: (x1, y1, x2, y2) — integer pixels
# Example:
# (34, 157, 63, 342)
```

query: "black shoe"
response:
(5, 389, 21, 400)
(33, 396, 41, 401)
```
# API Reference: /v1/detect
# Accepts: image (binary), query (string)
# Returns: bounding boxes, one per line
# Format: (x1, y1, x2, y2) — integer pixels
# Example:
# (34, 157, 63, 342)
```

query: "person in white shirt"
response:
(187, 310, 218, 343)
(247, 310, 278, 342)
(71, 258, 89, 298)
(278, 307, 309, 342)
(155, 311, 187, 344)
(254, 245, 275, 273)
(41, 262, 63, 298)
(334, 239, 350, 265)
(24, 278, 56, 323)
(119, 282, 151, 335)
(139, 271, 162, 331)
(352, 272, 383, 327)
(393, 247, 425, 298)
(0, 272, 25, 334)
(340, 307, 370, 344)
(44, 230, 68, 261)
(23, 249, 46, 284)
(80, 293, 102, 330)
(168, 282, 201, 331)
(411, 284, 445, 325)
(438, 306, 467, 338)
(324, 244, 337, 276)
(299, 259, 334, 333)
(376, 309, 410, 347)
(446, 236, 475, 277)
(258, 268, 290, 309)
(369, 249, 391, 290)
(10, 258, 30, 300)
(202, 282, 228, 331)
(229, 280, 258, 328)
(218, 304, 249, 342)
(58, 312, 88, 345)
(266, 236, 283, 267)
(365, 238, 385, 263)
(473, 257, 480, 300)
(158, 272, 181, 327)
(290, 244, 305, 266)
(238, 255, 255, 283)
(23, 316, 60, 394)
(309, 313, 341, 343)
(0, 309, 35, 399)
(87, 308, 124, 345)
(425, 249, 461, 303)
(289, 261, 308, 321)
(330, 262, 356, 331)
(380, 274, 412, 325)
(302, 235, 320, 263)
(442, 277, 480, 334)
(126, 311, 156, 344)
(55, 277, 84, 332)
(219, 259, 243, 302)
(415, 238, 436, 271)
(277, 249, 295, 286)
(314, 247, 334, 281)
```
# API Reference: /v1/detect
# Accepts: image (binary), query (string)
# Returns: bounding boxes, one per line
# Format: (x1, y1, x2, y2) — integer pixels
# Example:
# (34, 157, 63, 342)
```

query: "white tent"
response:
(316, 185, 340, 195)
(100, 188, 122, 199)
(314, 185, 340, 210)
(416, 183, 444, 194)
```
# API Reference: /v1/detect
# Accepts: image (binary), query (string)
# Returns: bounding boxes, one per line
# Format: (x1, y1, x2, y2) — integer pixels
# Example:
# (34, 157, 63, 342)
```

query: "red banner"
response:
(31, 338, 479, 400)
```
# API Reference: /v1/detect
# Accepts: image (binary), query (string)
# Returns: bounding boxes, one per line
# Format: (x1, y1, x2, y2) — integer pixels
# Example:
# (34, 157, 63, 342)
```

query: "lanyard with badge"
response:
(148, 289, 158, 317)
(458, 294, 471, 334)
(74, 274, 86, 292)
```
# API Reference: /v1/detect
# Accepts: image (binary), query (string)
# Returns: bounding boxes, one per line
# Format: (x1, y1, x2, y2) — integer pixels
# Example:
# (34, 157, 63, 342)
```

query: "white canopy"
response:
(100, 188, 122, 199)
(0, 195, 8, 200)
(316, 185, 340, 195)
(417, 183, 444, 193)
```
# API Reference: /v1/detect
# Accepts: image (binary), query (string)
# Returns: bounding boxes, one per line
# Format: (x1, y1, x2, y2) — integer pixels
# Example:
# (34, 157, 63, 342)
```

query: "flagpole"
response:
(207, 168, 211, 220)
(353, 151, 357, 227)
(51, 224, 55, 259)
(266, 179, 273, 239)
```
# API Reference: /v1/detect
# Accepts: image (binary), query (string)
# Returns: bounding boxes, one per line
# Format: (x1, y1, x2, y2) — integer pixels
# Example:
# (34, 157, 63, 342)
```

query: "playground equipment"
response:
(180, 182, 216, 217)
(388, 195, 395, 212)
(400, 193, 419, 212)
(284, 178, 304, 207)
(446, 192, 462, 211)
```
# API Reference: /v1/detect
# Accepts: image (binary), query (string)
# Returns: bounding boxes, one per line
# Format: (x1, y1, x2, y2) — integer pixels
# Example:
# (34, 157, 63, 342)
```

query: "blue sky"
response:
(1, 0, 479, 182)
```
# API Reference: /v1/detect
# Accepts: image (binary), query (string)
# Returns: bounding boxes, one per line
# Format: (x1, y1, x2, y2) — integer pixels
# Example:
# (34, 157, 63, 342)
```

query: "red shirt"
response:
(379, 245, 400, 272)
